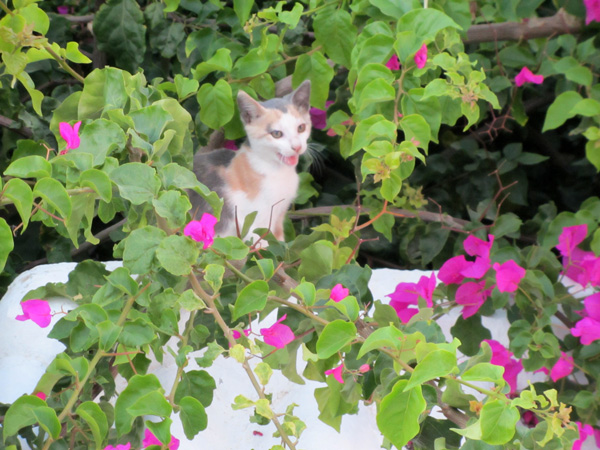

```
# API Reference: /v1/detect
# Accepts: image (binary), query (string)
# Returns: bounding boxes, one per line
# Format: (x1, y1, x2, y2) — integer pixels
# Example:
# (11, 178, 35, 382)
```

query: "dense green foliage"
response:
(1, 0, 600, 449)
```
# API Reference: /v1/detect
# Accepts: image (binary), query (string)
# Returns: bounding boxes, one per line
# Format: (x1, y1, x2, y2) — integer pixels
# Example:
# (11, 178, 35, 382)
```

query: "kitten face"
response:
(237, 81, 311, 167)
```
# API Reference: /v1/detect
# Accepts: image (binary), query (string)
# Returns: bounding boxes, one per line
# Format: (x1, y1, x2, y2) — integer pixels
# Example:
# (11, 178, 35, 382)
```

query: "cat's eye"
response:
(298, 124, 306, 133)
(271, 130, 283, 138)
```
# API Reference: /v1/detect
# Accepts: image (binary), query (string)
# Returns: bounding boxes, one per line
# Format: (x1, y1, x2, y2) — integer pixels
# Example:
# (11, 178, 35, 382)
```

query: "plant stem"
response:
(188, 273, 298, 450)
(167, 310, 198, 405)
(43, 45, 85, 84)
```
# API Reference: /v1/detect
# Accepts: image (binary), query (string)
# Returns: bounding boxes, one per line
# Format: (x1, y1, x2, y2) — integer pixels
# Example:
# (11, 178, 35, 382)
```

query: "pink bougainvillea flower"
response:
(521, 410, 539, 428)
(324, 365, 344, 384)
(385, 54, 400, 71)
(556, 224, 587, 258)
(415, 273, 436, 308)
(15, 299, 52, 328)
(455, 280, 490, 319)
(492, 260, 526, 293)
(438, 255, 470, 285)
(57, 6, 69, 14)
(571, 317, 600, 345)
(414, 44, 427, 69)
(224, 140, 238, 151)
(104, 444, 131, 450)
(573, 422, 595, 450)
(514, 67, 544, 87)
(260, 314, 295, 349)
(549, 352, 574, 382)
(142, 429, 179, 450)
(232, 329, 251, 339)
(584, 0, 600, 24)
(358, 364, 370, 373)
(484, 339, 523, 394)
(183, 213, 218, 249)
(584, 293, 600, 320)
(563, 247, 600, 287)
(58, 121, 81, 155)
(464, 234, 495, 260)
(309, 101, 334, 130)
(34, 392, 47, 401)
(330, 283, 350, 302)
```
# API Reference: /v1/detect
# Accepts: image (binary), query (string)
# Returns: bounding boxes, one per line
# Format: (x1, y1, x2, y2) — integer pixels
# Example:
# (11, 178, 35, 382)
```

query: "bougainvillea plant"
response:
(1, 0, 600, 449)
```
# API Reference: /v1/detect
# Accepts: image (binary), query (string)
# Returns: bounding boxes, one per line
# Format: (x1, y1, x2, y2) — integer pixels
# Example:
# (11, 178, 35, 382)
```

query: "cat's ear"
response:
(237, 90, 266, 124)
(291, 80, 311, 113)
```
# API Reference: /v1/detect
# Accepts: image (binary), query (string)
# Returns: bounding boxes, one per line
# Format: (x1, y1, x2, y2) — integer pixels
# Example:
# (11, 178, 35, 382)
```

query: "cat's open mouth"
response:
(279, 153, 299, 166)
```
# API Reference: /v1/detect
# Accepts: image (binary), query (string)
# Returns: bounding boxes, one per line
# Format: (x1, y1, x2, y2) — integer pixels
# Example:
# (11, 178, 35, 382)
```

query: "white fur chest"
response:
(223, 163, 299, 240)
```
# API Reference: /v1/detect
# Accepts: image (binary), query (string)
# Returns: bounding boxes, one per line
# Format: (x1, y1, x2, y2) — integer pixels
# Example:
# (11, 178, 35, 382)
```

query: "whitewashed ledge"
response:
(0, 263, 596, 449)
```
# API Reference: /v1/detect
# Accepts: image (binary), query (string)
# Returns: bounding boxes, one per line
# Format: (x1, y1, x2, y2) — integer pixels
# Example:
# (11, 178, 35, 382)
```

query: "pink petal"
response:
(57, 5, 69, 14)
(309, 101, 333, 130)
(142, 429, 178, 450)
(415, 273, 436, 307)
(584, 293, 600, 321)
(571, 317, 600, 345)
(584, 0, 600, 24)
(396, 307, 419, 324)
(16, 299, 52, 328)
(183, 213, 218, 249)
(104, 444, 131, 450)
(438, 255, 470, 284)
(573, 422, 595, 450)
(330, 284, 349, 302)
(515, 67, 544, 87)
(224, 140, 238, 151)
(549, 352, 573, 382)
(492, 260, 526, 293)
(463, 234, 494, 259)
(34, 392, 47, 401)
(455, 281, 489, 319)
(387, 282, 418, 306)
(260, 315, 295, 349)
(325, 365, 344, 383)
(359, 364, 370, 373)
(460, 257, 491, 279)
(385, 54, 400, 71)
(556, 224, 587, 258)
(483, 339, 522, 394)
(414, 44, 427, 69)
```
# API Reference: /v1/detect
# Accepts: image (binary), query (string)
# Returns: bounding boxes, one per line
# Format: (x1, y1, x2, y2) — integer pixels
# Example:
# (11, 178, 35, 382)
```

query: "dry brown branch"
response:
(0, 115, 33, 139)
(465, 9, 582, 44)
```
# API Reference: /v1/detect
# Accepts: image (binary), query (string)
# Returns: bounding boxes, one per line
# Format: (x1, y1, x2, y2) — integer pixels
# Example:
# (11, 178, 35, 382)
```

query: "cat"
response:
(189, 80, 311, 244)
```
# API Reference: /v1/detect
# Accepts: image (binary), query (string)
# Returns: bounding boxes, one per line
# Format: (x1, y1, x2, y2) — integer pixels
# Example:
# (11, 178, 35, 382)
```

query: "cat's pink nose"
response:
(292, 144, 302, 153)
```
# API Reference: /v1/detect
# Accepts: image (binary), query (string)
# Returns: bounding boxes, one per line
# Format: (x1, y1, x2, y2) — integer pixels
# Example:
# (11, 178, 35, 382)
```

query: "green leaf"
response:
(121, 318, 155, 347)
(397, 8, 462, 41)
(542, 91, 582, 132)
(585, 139, 600, 172)
(279, 3, 303, 28)
(80, 169, 112, 203)
(316, 320, 357, 359)
(211, 236, 249, 260)
(234, 0, 253, 25)
(153, 190, 191, 229)
(405, 349, 457, 390)
(292, 52, 335, 109)
(462, 363, 504, 384)
(76, 402, 108, 450)
(179, 289, 207, 311)
(178, 396, 208, 439)
(192, 48, 233, 81)
(31, 407, 61, 439)
(156, 235, 199, 276)
(400, 114, 431, 151)
(93, 0, 146, 73)
(130, 105, 174, 143)
(126, 390, 172, 418)
(312, 9, 356, 67)
(233, 280, 269, 320)
(174, 74, 199, 100)
(358, 325, 404, 358)
(111, 163, 161, 205)
(205, 264, 225, 293)
(65, 42, 92, 64)
(174, 370, 216, 407)
(490, 213, 522, 238)
(5, 155, 52, 179)
(3, 178, 33, 231)
(33, 178, 72, 218)
(369, 0, 416, 17)
(377, 380, 426, 449)
(3, 395, 46, 438)
(78, 68, 130, 118)
(97, 320, 122, 351)
(480, 400, 519, 445)
(122, 226, 166, 273)
(357, 78, 395, 112)
(231, 48, 271, 79)
(292, 281, 316, 306)
(115, 374, 165, 434)
(197, 80, 234, 129)
(254, 362, 273, 385)
(570, 98, 600, 117)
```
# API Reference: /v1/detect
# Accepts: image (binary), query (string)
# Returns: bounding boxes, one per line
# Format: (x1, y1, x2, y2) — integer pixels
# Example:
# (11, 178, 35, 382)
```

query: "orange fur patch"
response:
(221, 152, 262, 199)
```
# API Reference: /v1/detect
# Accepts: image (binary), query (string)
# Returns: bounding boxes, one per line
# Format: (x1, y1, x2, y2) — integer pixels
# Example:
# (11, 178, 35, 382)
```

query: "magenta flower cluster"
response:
(387, 273, 435, 324)
(183, 213, 218, 249)
(438, 234, 526, 319)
